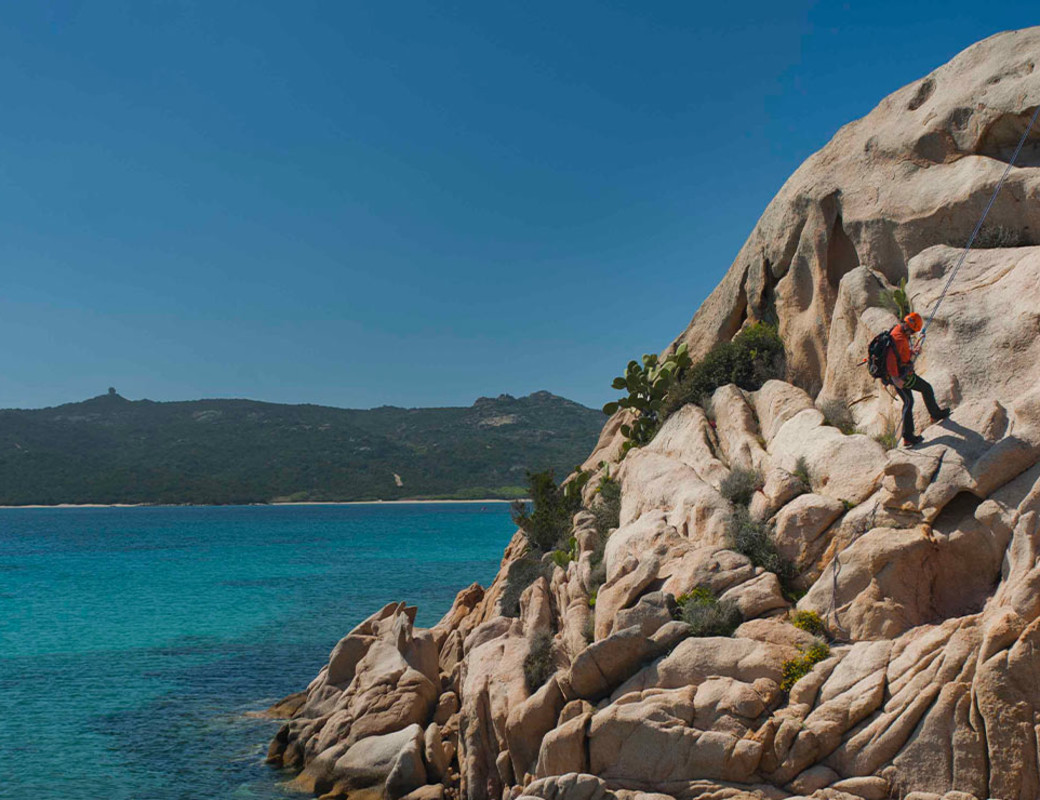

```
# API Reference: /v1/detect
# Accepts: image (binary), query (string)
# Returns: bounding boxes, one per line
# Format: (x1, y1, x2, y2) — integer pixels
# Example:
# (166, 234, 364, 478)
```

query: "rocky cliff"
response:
(265, 28, 1040, 800)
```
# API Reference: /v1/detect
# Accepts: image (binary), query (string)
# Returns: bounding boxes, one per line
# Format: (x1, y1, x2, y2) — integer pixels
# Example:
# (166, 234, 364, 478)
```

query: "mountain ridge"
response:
(0, 389, 602, 505)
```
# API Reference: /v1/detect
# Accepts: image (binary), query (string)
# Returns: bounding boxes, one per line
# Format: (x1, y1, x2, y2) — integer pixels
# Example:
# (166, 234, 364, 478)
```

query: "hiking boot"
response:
(903, 434, 924, 447)
(932, 408, 951, 422)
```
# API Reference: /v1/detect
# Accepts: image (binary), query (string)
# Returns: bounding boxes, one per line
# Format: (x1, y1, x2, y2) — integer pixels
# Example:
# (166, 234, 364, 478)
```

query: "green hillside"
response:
(0, 389, 603, 505)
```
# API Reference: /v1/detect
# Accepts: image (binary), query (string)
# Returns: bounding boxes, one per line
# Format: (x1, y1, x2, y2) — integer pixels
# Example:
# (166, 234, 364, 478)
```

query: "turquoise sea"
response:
(0, 503, 514, 800)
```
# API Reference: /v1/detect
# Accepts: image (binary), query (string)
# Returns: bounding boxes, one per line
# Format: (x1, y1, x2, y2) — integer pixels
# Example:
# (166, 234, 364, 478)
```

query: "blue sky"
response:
(1, 2, 1036, 411)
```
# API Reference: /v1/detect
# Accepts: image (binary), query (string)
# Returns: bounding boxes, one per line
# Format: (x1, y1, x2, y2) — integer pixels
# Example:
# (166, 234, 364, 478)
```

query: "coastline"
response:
(0, 498, 519, 509)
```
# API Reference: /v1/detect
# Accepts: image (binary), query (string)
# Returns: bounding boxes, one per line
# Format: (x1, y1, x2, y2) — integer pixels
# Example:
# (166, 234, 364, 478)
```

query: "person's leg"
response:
(911, 376, 946, 420)
(898, 385, 916, 441)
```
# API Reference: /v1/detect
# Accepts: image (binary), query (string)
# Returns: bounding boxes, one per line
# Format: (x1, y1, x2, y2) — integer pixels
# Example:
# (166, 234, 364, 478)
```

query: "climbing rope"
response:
(919, 103, 1040, 342)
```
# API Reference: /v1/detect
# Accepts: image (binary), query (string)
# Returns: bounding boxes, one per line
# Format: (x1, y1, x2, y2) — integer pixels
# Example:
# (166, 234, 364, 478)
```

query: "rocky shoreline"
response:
(264, 28, 1040, 800)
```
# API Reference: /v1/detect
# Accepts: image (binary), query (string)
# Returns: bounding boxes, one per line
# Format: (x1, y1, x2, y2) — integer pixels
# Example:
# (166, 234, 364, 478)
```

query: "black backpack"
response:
(867, 330, 893, 382)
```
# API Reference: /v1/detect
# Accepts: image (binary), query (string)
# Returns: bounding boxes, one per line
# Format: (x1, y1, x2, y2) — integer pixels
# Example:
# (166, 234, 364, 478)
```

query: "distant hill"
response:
(0, 389, 604, 505)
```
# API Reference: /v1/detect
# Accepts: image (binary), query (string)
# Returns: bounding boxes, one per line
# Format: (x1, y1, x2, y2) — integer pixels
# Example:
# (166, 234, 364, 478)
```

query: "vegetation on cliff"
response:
(604, 323, 785, 454)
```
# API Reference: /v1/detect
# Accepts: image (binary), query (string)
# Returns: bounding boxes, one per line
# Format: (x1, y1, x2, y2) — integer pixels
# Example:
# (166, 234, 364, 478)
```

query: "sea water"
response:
(0, 503, 514, 800)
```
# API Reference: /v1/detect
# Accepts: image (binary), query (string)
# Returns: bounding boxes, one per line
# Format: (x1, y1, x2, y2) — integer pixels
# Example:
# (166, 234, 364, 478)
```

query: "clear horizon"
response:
(1, 3, 1036, 411)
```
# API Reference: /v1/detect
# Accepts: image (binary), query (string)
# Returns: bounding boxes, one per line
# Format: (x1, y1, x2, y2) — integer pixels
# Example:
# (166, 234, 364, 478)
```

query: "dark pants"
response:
(896, 374, 942, 440)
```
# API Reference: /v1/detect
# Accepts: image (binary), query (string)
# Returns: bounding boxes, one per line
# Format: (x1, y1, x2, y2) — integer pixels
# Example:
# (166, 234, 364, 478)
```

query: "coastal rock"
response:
(672, 28, 1040, 400)
(269, 28, 1040, 800)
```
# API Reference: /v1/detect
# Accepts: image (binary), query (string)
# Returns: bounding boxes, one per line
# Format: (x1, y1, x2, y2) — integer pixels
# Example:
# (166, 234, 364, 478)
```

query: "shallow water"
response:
(0, 503, 513, 799)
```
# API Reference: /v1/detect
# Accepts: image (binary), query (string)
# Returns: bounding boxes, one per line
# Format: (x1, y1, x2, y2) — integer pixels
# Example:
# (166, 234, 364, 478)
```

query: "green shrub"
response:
(511, 469, 589, 552)
(720, 466, 763, 507)
(591, 472, 622, 537)
(675, 586, 742, 637)
(792, 456, 812, 490)
(727, 507, 797, 593)
(789, 609, 826, 637)
(587, 588, 598, 609)
(675, 586, 714, 607)
(973, 224, 1029, 249)
(663, 323, 786, 418)
(873, 420, 900, 451)
(501, 556, 551, 618)
(523, 631, 556, 692)
(603, 344, 692, 454)
(585, 472, 614, 597)
(874, 431, 898, 450)
(819, 399, 857, 436)
(881, 277, 912, 319)
(780, 639, 831, 693)
(551, 536, 580, 570)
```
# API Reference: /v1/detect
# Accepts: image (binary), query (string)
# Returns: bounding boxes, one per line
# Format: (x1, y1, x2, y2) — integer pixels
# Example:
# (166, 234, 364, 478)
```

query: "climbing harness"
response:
(919, 103, 1040, 343)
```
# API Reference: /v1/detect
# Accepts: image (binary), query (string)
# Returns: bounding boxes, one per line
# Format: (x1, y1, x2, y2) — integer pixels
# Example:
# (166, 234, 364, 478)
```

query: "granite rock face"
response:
(267, 28, 1040, 800)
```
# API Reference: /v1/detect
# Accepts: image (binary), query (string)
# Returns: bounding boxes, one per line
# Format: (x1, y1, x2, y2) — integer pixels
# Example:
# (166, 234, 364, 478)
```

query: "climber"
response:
(886, 312, 950, 446)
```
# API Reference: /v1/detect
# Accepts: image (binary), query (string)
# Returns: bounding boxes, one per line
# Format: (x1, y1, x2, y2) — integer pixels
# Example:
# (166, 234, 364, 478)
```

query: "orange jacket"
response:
(886, 323, 914, 380)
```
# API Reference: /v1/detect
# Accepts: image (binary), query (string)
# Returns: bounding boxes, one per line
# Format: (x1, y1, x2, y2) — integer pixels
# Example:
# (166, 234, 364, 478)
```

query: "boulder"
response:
(773, 493, 846, 567)
(565, 626, 661, 701)
(613, 591, 678, 638)
(718, 572, 788, 620)
(330, 724, 427, 799)
(522, 773, 617, 800)
(612, 635, 793, 698)
(768, 409, 887, 505)
(505, 677, 565, 782)
(588, 687, 762, 782)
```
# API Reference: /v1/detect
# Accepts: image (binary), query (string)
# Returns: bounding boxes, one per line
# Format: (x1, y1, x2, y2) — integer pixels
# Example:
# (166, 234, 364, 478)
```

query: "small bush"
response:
(792, 456, 812, 490)
(880, 277, 912, 319)
(873, 420, 900, 451)
(523, 631, 556, 692)
(591, 473, 622, 537)
(587, 588, 598, 609)
(675, 586, 714, 607)
(501, 556, 551, 618)
(874, 430, 899, 450)
(780, 639, 831, 693)
(551, 536, 579, 570)
(819, 399, 857, 436)
(720, 466, 763, 507)
(727, 507, 797, 593)
(603, 345, 692, 453)
(676, 587, 742, 637)
(512, 469, 588, 552)
(973, 224, 1029, 249)
(789, 610, 826, 637)
(663, 323, 786, 418)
